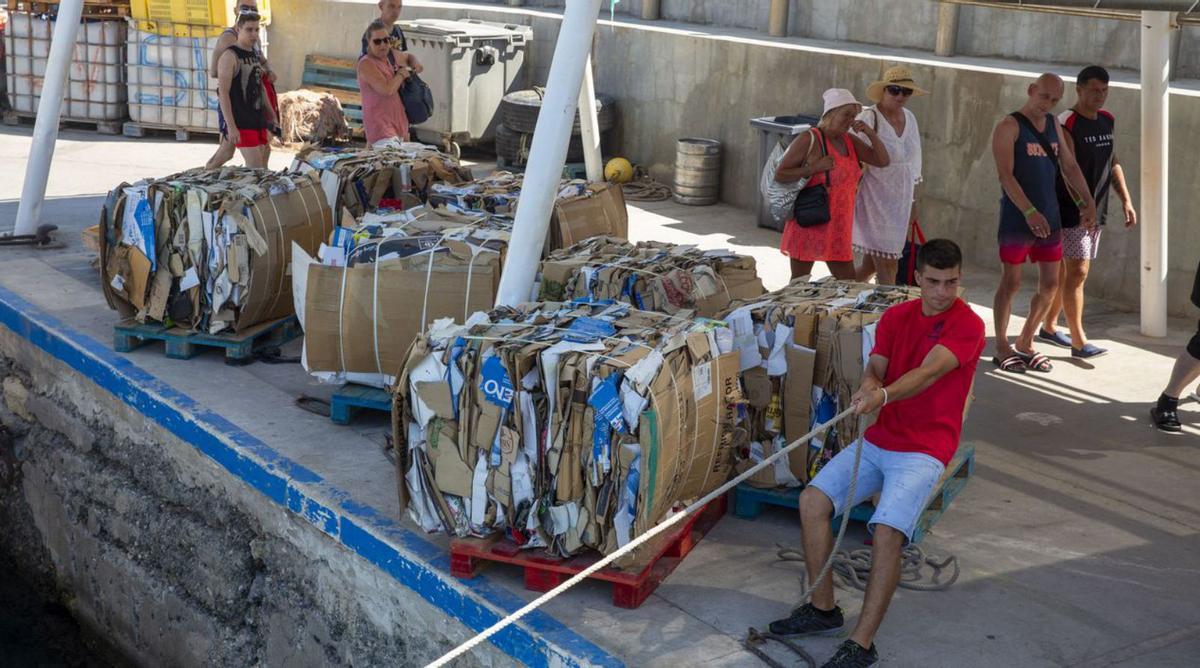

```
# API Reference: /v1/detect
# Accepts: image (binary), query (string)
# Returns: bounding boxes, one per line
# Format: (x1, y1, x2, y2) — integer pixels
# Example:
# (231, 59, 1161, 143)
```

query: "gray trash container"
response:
(397, 18, 533, 157)
(751, 114, 819, 231)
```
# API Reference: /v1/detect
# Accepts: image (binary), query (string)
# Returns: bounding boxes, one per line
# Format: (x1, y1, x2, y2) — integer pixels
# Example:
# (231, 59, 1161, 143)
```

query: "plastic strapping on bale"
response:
(373, 242, 384, 375)
(337, 257, 351, 375)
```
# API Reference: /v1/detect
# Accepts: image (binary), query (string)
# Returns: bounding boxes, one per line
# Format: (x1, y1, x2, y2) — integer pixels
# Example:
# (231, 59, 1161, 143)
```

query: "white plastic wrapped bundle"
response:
(4, 12, 127, 120)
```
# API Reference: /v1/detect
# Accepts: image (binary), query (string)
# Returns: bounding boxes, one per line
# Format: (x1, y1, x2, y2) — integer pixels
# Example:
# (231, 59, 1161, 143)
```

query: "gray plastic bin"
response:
(398, 18, 532, 157)
(751, 114, 820, 231)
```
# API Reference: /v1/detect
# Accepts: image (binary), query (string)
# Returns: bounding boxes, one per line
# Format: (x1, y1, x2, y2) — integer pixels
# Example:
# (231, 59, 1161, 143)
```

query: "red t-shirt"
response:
(863, 298, 985, 465)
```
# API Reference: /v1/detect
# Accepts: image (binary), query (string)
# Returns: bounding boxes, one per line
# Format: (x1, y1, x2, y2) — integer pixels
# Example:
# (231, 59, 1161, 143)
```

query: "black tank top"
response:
(228, 45, 267, 130)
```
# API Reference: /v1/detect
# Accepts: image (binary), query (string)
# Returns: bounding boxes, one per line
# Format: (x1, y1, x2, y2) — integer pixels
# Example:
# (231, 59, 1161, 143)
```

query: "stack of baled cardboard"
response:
(100, 167, 333, 334)
(720, 281, 921, 488)
(539, 237, 765, 317)
(391, 301, 741, 558)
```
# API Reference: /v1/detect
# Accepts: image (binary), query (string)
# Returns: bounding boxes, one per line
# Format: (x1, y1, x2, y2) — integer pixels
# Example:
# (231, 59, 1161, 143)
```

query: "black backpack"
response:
(401, 73, 434, 125)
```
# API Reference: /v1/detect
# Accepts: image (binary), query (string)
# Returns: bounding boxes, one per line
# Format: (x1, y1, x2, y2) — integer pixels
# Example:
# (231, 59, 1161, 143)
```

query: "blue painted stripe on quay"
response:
(0, 285, 622, 668)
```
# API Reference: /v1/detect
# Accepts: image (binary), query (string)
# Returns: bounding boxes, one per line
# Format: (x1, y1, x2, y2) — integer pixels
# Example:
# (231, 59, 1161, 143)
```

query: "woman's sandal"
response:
(992, 354, 1027, 374)
(1014, 349, 1052, 373)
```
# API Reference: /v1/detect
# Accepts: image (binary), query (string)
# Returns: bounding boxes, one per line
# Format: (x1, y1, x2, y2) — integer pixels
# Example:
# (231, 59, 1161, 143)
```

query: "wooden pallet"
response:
(122, 121, 218, 142)
(450, 494, 727, 609)
(3, 110, 123, 135)
(113, 315, 301, 365)
(301, 54, 364, 134)
(732, 444, 975, 545)
(329, 383, 391, 425)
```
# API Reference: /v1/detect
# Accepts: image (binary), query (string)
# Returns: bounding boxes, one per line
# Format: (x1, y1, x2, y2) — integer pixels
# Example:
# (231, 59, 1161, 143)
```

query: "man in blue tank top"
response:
(990, 73, 1096, 375)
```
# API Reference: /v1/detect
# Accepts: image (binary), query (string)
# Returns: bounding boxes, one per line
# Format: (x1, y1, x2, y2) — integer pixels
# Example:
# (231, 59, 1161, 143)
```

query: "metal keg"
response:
(673, 138, 721, 205)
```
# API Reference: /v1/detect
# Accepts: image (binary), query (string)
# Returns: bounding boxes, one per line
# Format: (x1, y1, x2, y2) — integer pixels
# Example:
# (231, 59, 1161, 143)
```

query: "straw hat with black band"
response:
(866, 65, 930, 104)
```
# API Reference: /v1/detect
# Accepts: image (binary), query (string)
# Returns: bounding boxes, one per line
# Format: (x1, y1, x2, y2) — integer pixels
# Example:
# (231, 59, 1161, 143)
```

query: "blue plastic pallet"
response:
(732, 444, 975, 545)
(113, 316, 300, 365)
(329, 383, 392, 425)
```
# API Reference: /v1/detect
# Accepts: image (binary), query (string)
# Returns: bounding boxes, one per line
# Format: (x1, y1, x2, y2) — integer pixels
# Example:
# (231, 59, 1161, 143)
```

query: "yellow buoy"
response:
(604, 157, 634, 184)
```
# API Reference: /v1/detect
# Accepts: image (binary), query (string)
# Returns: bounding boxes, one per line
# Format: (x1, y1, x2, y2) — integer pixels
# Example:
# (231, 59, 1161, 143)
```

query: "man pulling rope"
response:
(765, 238, 985, 667)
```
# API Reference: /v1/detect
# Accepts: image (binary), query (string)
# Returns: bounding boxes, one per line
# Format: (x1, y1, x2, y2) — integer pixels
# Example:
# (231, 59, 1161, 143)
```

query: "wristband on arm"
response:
(1022, 206, 1037, 218)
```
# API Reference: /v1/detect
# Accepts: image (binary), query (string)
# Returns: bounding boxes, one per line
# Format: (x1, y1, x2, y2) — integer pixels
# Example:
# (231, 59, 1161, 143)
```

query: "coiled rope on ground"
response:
(776, 542, 960, 593)
(620, 166, 672, 201)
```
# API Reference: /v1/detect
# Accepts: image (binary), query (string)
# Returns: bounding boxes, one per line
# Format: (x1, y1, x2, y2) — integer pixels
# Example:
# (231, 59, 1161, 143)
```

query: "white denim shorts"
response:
(809, 438, 945, 542)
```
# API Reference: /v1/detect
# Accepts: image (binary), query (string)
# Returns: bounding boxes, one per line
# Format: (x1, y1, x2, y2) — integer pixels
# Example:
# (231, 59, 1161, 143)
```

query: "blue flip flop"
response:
(1072, 343, 1108, 359)
(1037, 328, 1072, 348)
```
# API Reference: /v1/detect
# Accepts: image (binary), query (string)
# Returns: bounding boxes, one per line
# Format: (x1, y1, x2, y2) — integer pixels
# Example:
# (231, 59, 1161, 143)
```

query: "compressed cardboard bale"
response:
(391, 301, 740, 560)
(296, 206, 511, 383)
(720, 280, 920, 484)
(550, 182, 629, 250)
(429, 174, 630, 253)
(291, 144, 473, 218)
(539, 237, 765, 317)
(99, 167, 333, 333)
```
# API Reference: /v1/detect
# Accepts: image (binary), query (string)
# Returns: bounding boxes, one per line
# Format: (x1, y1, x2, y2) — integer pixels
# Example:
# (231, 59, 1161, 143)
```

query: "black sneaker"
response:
(1151, 406, 1183, 433)
(767, 603, 845, 637)
(821, 639, 879, 667)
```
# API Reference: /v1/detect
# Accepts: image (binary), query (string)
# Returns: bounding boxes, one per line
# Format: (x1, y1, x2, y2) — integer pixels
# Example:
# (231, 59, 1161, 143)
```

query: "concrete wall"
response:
(0, 331, 513, 667)
(277, 1, 1198, 314)
(474, 0, 1200, 77)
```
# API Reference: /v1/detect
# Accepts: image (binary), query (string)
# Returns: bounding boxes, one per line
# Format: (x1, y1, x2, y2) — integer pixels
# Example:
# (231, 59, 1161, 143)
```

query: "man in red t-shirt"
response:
(769, 239, 985, 668)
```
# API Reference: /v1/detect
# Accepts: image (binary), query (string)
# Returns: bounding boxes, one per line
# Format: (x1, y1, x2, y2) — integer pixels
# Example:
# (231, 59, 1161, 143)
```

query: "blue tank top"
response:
(999, 112, 1061, 233)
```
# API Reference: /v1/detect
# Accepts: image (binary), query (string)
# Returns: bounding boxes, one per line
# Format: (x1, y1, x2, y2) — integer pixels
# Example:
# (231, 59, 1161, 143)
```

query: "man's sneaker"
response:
(1150, 406, 1183, 433)
(821, 639, 879, 667)
(767, 603, 845, 636)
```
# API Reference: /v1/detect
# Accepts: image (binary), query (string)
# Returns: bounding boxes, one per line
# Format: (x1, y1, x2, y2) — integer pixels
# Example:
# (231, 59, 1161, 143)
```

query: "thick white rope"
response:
(425, 405, 859, 668)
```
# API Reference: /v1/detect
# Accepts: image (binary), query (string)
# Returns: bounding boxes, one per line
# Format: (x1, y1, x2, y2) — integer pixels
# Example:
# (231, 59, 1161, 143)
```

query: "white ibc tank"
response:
(126, 27, 220, 131)
(4, 13, 127, 121)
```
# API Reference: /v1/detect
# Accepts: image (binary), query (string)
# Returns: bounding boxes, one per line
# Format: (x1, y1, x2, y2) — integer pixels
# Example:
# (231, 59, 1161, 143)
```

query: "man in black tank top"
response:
(205, 2, 276, 170)
(216, 13, 271, 168)
(990, 73, 1095, 376)
(1040, 66, 1138, 360)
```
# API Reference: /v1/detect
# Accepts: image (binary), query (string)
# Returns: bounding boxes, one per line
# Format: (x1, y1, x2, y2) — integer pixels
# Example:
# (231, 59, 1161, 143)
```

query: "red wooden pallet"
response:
(450, 494, 728, 609)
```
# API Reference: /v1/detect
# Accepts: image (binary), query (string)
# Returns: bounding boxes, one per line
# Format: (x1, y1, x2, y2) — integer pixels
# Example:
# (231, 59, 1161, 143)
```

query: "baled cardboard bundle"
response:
(391, 301, 741, 560)
(296, 206, 511, 384)
(100, 167, 333, 334)
(539, 237, 765, 317)
(291, 144, 472, 218)
(719, 281, 920, 488)
(549, 182, 628, 250)
(429, 175, 630, 252)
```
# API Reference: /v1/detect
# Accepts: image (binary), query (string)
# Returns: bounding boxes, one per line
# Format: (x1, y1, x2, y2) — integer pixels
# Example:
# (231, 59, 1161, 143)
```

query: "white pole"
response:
(12, 0, 85, 236)
(1140, 10, 1170, 338)
(496, 0, 604, 306)
(577, 52, 603, 183)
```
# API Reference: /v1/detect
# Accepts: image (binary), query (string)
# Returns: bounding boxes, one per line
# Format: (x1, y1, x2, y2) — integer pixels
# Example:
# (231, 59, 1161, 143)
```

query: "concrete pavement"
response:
(1, 124, 1198, 666)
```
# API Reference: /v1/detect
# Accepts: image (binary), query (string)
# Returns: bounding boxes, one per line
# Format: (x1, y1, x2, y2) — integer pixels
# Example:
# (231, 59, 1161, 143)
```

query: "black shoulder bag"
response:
(792, 129, 832, 228)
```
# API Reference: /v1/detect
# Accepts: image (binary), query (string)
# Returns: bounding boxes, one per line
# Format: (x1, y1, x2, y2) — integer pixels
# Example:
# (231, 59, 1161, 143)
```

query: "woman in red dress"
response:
(777, 88, 890, 280)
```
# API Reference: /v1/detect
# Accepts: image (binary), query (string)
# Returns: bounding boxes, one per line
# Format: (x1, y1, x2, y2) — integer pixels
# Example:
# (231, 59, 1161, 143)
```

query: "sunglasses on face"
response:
(886, 85, 914, 97)
(371, 37, 390, 45)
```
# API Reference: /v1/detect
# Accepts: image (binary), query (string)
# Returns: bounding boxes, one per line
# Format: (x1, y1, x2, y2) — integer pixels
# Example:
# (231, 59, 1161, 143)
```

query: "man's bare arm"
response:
(217, 50, 240, 144)
(852, 346, 960, 415)
(210, 32, 237, 79)
(992, 117, 1035, 212)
